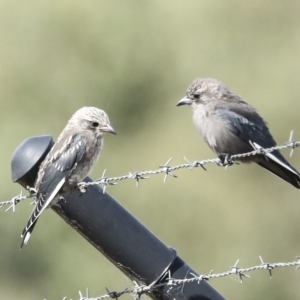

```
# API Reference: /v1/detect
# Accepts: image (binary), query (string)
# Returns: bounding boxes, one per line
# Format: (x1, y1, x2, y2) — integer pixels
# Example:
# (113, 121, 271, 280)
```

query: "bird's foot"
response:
(78, 182, 87, 193)
(26, 186, 37, 195)
(58, 195, 66, 203)
(217, 153, 236, 167)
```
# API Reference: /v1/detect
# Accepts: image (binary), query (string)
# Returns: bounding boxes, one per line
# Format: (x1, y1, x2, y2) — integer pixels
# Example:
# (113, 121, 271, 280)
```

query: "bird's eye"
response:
(92, 122, 99, 128)
(194, 94, 200, 100)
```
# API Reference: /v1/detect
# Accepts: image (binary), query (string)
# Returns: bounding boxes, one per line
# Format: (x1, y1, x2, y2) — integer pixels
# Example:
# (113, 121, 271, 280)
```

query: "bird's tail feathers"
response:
(20, 178, 65, 248)
(20, 193, 48, 248)
(21, 220, 38, 249)
(21, 194, 45, 238)
(257, 159, 300, 188)
(251, 141, 300, 188)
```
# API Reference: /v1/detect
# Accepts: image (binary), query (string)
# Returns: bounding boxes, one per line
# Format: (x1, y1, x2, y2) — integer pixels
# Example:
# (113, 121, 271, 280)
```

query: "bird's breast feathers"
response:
(193, 106, 230, 151)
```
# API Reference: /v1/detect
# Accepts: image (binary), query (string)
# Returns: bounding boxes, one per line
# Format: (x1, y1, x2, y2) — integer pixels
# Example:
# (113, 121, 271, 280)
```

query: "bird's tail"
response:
(250, 141, 300, 189)
(257, 152, 300, 189)
(20, 195, 45, 249)
(20, 179, 65, 249)
(20, 220, 38, 249)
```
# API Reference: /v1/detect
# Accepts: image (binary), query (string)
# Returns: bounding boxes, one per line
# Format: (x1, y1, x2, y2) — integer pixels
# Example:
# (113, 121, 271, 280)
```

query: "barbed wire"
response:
(0, 189, 35, 212)
(77, 139, 300, 193)
(58, 256, 300, 300)
(1, 140, 300, 211)
(3, 138, 300, 299)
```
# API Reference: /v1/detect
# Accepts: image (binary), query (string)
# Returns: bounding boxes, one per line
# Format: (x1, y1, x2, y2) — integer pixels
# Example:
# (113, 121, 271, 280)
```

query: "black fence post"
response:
(11, 135, 226, 300)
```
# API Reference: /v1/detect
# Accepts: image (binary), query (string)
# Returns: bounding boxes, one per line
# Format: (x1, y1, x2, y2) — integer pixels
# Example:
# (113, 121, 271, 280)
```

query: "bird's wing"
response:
(216, 106, 275, 149)
(216, 107, 300, 187)
(21, 134, 86, 241)
(38, 133, 87, 195)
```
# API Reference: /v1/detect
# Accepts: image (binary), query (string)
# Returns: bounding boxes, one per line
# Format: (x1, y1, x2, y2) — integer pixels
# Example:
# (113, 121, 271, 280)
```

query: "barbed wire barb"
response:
(296, 256, 300, 270)
(128, 172, 149, 187)
(0, 189, 35, 212)
(259, 256, 274, 278)
(288, 130, 295, 157)
(184, 157, 207, 171)
(230, 259, 251, 283)
(190, 272, 210, 284)
(159, 158, 178, 182)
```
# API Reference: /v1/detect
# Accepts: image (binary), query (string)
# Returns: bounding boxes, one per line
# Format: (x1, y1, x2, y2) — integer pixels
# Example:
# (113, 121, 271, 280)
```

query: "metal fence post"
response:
(11, 135, 226, 300)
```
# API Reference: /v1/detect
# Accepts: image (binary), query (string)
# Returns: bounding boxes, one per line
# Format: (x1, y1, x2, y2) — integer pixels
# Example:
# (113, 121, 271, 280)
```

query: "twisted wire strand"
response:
(63, 256, 300, 300)
(2, 140, 300, 206)
(78, 140, 300, 193)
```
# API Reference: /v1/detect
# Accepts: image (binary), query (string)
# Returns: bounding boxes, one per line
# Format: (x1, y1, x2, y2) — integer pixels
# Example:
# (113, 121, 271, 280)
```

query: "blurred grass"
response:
(1, 1, 300, 299)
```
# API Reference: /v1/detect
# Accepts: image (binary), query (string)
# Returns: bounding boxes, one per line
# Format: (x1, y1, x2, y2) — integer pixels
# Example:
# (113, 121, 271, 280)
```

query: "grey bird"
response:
(177, 78, 300, 188)
(21, 106, 116, 248)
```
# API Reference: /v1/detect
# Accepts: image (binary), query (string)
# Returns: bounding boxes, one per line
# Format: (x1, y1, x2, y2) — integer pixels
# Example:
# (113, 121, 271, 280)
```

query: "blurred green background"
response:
(1, 1, 300, 299)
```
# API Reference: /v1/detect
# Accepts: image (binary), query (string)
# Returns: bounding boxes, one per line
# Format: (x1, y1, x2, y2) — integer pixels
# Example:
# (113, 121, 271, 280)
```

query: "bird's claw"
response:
(26, 186, 37, 195)
(217, 154, 236, 167)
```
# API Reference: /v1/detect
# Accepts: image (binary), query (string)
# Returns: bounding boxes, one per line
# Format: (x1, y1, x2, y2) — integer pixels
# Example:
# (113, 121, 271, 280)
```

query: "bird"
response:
(177, 77, 300, 188)
(21, 106, 116, 248)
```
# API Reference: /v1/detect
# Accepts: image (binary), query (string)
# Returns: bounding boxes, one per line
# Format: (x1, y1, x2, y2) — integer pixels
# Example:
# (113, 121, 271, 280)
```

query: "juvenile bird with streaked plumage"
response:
(21, 106, 116, 248)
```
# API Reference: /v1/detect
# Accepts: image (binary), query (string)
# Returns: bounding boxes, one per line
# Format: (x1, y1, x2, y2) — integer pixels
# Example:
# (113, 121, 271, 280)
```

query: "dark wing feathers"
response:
(216, 106, 300, 188)
(216, 107, 275, 149)
(21, 134, 87, 244)
(38, 134, 86, 196)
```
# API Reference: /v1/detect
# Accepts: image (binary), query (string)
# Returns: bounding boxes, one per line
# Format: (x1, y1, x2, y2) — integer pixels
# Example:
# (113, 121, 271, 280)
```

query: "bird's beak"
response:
(101, 124, 117, 135)
(176, 96, 193, 106)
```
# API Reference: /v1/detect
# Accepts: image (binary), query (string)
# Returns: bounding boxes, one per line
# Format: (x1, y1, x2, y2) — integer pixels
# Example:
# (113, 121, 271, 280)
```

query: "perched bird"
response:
(177, 78, 300, 188)
(21, 107, 116, 248)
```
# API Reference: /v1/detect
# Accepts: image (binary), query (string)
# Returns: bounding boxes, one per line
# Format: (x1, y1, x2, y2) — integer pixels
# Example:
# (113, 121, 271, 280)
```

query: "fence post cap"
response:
(11, 135, 54, 186)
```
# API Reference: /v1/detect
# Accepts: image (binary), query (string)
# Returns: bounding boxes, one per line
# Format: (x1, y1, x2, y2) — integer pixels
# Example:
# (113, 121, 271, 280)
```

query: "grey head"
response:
(69, 106, 116, 137)
(177, 78, 232, 109)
